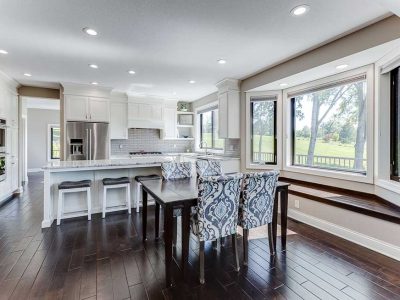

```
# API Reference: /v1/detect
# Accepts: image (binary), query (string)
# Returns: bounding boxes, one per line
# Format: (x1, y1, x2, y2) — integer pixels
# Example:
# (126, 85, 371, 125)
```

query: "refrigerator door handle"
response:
(86, 128, 89, 160)
(89, 129, 92, 160)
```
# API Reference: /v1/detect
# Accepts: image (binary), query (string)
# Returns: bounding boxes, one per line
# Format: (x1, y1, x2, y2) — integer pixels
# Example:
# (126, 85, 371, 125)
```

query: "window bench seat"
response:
(280, 178, 400, 225)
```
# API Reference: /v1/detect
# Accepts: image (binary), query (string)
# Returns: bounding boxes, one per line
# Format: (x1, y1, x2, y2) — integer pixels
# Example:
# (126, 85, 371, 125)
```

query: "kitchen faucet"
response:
(199, 140, 208, 156)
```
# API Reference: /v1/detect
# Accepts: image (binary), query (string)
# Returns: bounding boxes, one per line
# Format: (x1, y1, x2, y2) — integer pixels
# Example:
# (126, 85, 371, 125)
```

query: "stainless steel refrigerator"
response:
(66, 121, 109, 161)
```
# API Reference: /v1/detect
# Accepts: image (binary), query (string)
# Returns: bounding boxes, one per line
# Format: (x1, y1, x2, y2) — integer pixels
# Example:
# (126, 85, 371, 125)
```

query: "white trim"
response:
(47, 124, 60, 162)
(282, 65, 374, 184)
(289, 209, 400, 262)
(245, 90, 282, 170)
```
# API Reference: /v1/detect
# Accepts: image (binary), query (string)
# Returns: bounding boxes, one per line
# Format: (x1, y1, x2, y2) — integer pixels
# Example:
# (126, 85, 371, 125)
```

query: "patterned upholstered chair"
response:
(161, 162, 192, 180)
(239, 171, 279, 264)
(191, 174, 243, 284)
(195, 159, 222, 177)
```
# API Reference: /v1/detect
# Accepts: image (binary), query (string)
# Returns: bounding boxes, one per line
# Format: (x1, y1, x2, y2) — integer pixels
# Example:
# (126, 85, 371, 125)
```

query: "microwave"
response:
(0, 119, 6, 153)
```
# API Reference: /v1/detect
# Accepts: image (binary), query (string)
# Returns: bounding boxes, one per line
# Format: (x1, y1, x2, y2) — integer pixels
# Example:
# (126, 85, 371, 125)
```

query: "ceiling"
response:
(0, 0, 391, 101)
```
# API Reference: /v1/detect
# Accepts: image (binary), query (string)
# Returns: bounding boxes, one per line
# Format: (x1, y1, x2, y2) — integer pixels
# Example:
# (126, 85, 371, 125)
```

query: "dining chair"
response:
(161, 161, 192, 180)
(191, 174, 243, 284)
(239, 170, 279, 265)
(160, 161, 193, 244)
(195, 159, 222, 177)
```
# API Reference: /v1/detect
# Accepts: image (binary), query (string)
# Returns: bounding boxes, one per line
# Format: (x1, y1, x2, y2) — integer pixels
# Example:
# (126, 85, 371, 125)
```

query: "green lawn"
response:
(252, 135, 366, 158)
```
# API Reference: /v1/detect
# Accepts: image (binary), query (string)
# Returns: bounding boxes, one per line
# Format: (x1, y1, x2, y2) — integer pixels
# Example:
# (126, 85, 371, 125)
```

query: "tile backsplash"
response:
(111, 129, 194, 155)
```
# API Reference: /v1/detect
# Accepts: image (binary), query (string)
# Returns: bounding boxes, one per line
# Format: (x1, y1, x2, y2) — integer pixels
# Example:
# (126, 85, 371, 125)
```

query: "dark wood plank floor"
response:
(0, 173, 400, 299)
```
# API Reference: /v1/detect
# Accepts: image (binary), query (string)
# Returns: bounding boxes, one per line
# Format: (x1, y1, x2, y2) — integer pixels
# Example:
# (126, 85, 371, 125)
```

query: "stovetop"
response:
(129, 151, 163, 156)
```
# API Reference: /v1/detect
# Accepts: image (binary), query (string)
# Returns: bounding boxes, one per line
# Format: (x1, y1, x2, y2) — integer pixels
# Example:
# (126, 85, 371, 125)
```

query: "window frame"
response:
(47, 124, 60, 161)
(196, 104, 224, 152)
(282, 65, 374, 184)
(246, 91, 282, 170)
(390, 67, 400, 182)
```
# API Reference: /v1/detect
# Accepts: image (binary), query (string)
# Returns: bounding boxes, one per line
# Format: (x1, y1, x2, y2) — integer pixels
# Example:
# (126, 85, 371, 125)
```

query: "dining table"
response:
(140, 177, 290, 287)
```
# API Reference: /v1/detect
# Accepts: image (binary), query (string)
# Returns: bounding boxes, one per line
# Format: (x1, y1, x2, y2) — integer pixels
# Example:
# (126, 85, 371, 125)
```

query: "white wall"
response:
(27, 108, 59, 171)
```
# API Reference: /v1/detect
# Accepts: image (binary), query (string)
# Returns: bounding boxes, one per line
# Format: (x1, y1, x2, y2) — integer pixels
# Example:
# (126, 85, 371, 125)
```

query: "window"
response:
(250, 96, 277, 164)
(49, 125, 60, 160)
(199, 108, 224, 150)
(391, 67, 400, 182)
(290, 75, 367, 174)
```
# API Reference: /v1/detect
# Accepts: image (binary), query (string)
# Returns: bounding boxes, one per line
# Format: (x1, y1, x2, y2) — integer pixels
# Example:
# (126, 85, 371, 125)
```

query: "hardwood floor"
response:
(0, 173, 400, 299)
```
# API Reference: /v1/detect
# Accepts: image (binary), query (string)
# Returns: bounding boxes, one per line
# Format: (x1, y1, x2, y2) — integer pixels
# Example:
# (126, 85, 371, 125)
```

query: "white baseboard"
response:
(28, 168, 43, 173)
(289, 209, 400, 261)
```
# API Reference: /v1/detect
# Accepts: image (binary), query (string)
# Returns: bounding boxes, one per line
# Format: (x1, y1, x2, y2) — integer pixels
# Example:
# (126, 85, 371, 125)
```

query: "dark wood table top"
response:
(141, 178, 290, 206)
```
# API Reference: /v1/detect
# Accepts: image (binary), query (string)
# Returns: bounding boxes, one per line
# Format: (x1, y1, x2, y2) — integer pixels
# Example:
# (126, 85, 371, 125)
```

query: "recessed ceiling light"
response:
(336, 64, 349, 70)
(128, 70, 136, 75)
(83, 27, 98, 36)
(23, 73, 32, 77)
(91, 81, 98, 85)
(189, 80, 196, 84)
(0, 49, 8, 55)
(280, 83, 288, 87)
(290, 5, 310, 16)
(89, 64, 98, 69)
(217, 59, 227, 64)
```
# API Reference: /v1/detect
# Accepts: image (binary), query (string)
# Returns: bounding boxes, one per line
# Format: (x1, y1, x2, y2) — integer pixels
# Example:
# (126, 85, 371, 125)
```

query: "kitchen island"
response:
(41, 153, 240, 228)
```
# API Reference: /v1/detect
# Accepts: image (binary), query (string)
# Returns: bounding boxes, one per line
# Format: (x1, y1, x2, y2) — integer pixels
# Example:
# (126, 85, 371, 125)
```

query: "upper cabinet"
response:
(127, 97, 165, 129)
(163, 106, 178, 139)
(217, 79, 240, 139)
(110, 101, 128, 139)
(65, 95, 109, 122)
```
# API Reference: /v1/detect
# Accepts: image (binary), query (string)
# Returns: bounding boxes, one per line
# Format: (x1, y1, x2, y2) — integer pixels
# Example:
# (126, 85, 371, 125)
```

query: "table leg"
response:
(181, 204, 190, 278)
(155, 202, 160, 239)
(280, 188, 288, 250)
(142, 189, 148, 241)
(164, 205, 174, 287)
(272, 191, 279, 252)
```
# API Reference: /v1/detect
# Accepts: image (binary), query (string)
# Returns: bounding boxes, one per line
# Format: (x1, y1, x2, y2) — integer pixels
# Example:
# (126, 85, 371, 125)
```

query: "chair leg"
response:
(212, 239, 218, 250)
(102, 187, 107, 219)
(232, 234, 240, 272)
(126, 184, 131, 214)
(221, 237, 226, 248)
(87, 188, 91, 221)
(268, 223, 275, 256)
(243, 229, 249, 266)
(136, 182, 141, 213)
(199, 241, 205, 284)
(57, 190, 63, 226)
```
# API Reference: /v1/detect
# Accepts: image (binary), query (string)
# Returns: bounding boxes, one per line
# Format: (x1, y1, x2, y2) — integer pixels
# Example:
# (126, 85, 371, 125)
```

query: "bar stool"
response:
(134, 174, 162, 213)
(57, 180, 92, 226)
(102, 177, 131, 218)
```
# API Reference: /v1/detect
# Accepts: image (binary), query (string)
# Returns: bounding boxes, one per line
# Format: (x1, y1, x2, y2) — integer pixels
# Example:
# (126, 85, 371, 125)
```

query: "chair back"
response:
(161, 162, 192, 180)
(196, 160, 222, 177)
(240, 171, 279, 229)
(195, 174, 243, 241)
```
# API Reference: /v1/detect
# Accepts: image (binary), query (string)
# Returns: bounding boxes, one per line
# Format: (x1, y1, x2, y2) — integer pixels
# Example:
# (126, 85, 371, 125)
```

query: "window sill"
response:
(283, 164, 372, 184)
(246, 163, 280, 171)
(376, 179, 400, 195)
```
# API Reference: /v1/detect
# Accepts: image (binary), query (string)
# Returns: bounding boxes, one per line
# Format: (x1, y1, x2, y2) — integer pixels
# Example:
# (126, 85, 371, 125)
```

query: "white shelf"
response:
(176, 137, 194, 140)
(177, 111, 195, 115)
(177, 124, 194, 128)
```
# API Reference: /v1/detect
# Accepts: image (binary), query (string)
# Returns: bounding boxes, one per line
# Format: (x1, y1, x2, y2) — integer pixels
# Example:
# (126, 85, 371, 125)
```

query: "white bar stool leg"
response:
(127, 184, 131, 214)
(136, 182, 141, 213)
(57, 189, 63, 226)
(102, 186, 107, 218)
(87, 187, 92, 221)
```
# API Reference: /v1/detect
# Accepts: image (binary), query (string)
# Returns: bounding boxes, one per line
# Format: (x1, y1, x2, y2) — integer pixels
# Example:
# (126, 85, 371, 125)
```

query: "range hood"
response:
(128, 119, 165, 130)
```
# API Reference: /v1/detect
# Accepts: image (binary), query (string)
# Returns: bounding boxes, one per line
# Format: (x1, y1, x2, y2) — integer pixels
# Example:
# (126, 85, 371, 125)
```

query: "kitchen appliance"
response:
(0, 119, 6, 153)
(129, 151, 162, 156)
(66, 122, 109, 161)
(0, 154, 5, 182)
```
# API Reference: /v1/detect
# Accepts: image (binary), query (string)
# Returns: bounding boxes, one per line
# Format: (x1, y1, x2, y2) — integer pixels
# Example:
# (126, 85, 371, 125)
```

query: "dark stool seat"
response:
(59, 180, 91, 190)
(134, 174, 162, 182)
(102, 177, 130, 186)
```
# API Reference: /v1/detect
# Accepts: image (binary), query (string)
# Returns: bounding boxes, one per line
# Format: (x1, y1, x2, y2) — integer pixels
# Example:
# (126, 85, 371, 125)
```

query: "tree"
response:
(252, 100, 275, 161)
(353, 82, 366, 170)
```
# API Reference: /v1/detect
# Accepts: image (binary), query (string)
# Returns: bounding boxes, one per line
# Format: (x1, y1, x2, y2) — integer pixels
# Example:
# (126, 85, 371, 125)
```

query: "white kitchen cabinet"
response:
(10, 128, 19, 191)
(163, 107, 177, 139)
(89, 98, 109, 122)
(110, 101, 128, 139)
(217, 79, 240, 139)
(65, 95, 109, 122)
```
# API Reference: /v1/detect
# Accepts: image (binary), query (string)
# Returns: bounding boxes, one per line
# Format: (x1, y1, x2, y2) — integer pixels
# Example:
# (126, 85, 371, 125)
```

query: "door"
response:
(163, 107, 176, 139)
(110, 102, 128, 139)
(89, 98, 109, 122)
(65, 95, 88, 121)
(66, 122, 87, 160)
(87, 122, 109, 160)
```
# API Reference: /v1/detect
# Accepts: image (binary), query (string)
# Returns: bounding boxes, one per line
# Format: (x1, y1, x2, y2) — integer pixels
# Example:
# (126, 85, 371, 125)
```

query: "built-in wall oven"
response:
(0, 119, 6, 153)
